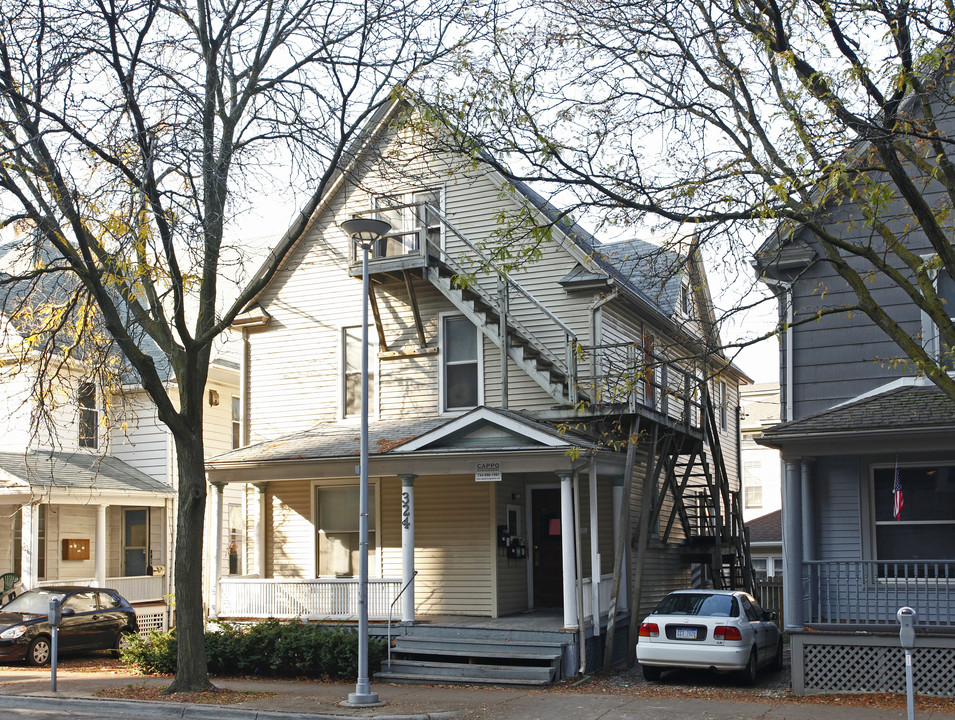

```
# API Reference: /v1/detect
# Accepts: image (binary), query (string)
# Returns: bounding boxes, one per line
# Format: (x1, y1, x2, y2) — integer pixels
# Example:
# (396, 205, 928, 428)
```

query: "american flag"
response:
(893, 466, 904, 521)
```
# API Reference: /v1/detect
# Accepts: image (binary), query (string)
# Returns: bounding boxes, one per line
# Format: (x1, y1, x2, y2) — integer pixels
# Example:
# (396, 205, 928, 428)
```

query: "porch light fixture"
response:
(341, 215, 391, 708)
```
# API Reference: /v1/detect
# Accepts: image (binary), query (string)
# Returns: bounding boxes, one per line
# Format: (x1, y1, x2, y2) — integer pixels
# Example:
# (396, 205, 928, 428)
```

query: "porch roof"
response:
(757, 381, 955, 451)
(0, 450, 174, 494)
(209, 407, 597, 467)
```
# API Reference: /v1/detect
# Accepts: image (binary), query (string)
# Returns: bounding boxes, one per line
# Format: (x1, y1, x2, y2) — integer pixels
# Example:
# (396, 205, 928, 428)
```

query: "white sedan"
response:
(636, 589, 783, 684)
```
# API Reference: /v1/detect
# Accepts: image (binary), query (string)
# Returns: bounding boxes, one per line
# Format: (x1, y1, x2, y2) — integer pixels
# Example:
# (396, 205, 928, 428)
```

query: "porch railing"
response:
(804, 560, 955, 626)
(218, 577, 402, 620)
(37, 575, 166, 604)
(581, 573, 614, 621)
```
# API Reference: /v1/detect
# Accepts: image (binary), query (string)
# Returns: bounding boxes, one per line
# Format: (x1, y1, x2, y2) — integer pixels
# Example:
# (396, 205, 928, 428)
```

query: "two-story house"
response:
(754, 156, 955, 694)
(0, 239, 241, 629)
(206, 100, 750, 683)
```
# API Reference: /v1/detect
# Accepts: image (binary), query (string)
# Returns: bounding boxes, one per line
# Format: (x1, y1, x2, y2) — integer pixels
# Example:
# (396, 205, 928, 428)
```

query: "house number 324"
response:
(401, 491, 411, 529)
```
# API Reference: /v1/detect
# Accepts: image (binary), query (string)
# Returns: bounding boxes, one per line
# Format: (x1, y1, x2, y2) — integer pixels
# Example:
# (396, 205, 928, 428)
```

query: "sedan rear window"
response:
(653, 593, 739, 617)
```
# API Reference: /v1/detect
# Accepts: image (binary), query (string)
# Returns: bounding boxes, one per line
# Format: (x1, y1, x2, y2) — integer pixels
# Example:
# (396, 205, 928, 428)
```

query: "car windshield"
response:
(653, 593, 739, 617)
(2, 590, 67, 614)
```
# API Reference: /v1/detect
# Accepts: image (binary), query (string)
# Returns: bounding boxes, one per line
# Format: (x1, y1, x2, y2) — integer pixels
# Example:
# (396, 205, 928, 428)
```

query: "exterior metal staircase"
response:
(376, 624, 568, 686)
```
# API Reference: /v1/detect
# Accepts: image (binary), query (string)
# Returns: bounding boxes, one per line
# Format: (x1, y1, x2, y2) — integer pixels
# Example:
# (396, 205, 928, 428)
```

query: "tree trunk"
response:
(163, 431, 214, 693)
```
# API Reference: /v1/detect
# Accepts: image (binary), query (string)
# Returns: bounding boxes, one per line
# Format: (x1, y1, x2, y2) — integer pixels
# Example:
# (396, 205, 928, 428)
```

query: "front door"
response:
(531, 488, 563, 608)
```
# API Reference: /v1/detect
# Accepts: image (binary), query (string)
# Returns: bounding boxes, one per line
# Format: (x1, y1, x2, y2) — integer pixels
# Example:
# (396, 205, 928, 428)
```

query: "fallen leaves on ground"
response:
(96, 684, 277, 705)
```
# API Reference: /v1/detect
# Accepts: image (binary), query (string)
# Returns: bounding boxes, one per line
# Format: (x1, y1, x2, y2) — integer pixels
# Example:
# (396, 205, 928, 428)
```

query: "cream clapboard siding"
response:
(246, 132, 600, 441)
(0, 506, 14, 573)
(261, 474, 493, 616)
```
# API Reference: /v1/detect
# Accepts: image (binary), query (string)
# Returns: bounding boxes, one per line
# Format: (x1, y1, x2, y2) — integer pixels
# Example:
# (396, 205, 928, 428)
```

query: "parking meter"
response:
(48, 597, 60, 692)
(897, 606, 916, 649)
(898, 606, 917, 720)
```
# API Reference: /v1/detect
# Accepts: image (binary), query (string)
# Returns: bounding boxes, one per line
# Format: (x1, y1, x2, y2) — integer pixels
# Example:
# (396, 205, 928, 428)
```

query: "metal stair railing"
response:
(423, 204, 579, 403)
(385, 570, 418, 672)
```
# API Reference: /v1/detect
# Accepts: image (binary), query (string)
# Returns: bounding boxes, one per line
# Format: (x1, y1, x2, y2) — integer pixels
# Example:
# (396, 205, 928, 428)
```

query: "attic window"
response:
(679, 283, 691, 315)
(78, 382, 98, 449)
(920, 257, 955, 361)
(372, 188, 442, 259)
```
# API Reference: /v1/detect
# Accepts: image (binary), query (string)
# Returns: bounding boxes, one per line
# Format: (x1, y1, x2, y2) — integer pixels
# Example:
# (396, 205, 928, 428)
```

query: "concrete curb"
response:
(2, 694, 465, 720)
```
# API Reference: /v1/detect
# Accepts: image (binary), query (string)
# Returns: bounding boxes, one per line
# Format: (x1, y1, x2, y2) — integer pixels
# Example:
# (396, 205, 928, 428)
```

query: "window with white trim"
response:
(78, 381, 98, 449)
(920, 258, 955, 361)
(871, 463, 955, 575)
(442, 315, 480, 411)
(743, 460, 763, 508)
(314, 484, 377, 577)
(719, 380, 728, 431)
(343, 326, 376, 418)
(231, 396, 241, 449)
(372, 188, 442, 259)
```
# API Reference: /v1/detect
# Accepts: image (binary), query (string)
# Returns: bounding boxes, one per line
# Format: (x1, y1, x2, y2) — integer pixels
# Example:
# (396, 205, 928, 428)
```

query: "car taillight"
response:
(713, 625, 743, 641)
(639, 622, 659, 638)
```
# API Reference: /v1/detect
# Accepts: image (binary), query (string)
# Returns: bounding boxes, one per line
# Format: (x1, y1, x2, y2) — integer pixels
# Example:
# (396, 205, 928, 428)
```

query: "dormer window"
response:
(78, 381, 98, 449)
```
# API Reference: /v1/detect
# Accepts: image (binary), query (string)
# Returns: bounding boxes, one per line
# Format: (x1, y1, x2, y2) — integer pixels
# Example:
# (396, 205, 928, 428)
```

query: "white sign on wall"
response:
(475, 462, 502, 482)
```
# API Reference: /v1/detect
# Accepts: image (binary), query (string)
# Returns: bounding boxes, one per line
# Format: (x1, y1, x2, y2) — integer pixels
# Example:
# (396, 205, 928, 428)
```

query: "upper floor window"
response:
(343, 326, 376, 418)
(442, 315, 480, 411)
(231, 396, 241, 449)
(373, 188, 442, 259)
(920, 257, 955, 361)
(719, 380, 728, 431)
(678, 282, 691, 315)
(78, 381, 98, 449)
(743, 460, 763, 508)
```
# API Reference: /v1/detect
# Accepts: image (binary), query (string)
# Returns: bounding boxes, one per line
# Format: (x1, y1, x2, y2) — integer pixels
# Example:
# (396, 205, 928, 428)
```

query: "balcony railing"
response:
(803, 560, 955, 626)
(217, 577, 402, 620)
(37, 575, 166, 604)
(576, 342, 704, 429)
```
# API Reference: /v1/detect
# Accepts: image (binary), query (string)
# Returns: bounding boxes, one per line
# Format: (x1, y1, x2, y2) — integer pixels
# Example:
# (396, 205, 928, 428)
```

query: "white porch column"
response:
(611, 475, 628, 612)
(557, 470, 578, 630)
(20, 503, 38, 590)
(209, 483, 225, 619)
(398, 474, 416, 623)
(253, 483, 268, 578)
(95, 504, 107, 587)
(801, 458, 816, 562)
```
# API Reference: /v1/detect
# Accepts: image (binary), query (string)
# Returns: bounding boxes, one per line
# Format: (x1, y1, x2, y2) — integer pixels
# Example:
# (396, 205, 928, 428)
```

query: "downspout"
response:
(761, 277, 794, 421)
(590, 289, 619, 390)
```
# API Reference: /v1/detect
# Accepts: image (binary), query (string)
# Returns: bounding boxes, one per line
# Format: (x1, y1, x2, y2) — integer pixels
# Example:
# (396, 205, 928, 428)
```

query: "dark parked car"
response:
(0, 586, 138, 666)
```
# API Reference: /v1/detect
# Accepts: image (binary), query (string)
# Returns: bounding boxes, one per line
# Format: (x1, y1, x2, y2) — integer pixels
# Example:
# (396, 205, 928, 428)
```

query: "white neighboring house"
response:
(0, 245, 240, 630)
(740, 383, 782, 579)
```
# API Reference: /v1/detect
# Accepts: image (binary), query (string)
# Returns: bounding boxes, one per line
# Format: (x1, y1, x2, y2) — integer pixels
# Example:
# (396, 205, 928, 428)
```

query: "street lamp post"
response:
(340, 217, 391, 707)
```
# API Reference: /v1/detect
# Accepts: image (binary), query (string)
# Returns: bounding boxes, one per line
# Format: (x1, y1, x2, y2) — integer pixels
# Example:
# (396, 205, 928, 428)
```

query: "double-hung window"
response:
(78, 381, 98, 449)
(373, 188, 442, 259)
(343, 326, 376, 419)
(920, 258, 955, 362)
(314, 484, 377, 577)
(743, 459, 763, 508)
(442, 314, 480, 411)
(871, 463, 955, 576)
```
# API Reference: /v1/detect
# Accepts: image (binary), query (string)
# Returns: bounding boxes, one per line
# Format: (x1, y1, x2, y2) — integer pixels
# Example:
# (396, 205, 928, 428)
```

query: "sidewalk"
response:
(2, 665, 954, 720)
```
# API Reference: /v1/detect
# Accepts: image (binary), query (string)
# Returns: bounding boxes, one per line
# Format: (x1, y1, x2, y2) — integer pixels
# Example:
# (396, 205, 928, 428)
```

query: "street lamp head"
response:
(341, 217, 392, 244)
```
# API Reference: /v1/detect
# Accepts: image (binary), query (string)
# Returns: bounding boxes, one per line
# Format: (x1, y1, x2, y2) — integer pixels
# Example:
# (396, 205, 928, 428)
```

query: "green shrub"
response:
(120, 629, 178, 675)
(120, 620, 385, 680)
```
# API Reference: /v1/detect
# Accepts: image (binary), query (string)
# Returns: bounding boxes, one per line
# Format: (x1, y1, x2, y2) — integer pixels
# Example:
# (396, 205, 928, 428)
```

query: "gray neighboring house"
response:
(755, 138, 955, 697)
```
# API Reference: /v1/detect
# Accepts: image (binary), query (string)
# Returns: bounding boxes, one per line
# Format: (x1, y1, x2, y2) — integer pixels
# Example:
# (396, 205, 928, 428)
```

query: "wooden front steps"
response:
(376, 624, 569, 686)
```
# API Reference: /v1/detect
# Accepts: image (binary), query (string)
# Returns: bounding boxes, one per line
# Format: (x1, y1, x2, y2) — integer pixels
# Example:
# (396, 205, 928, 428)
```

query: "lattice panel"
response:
(804, 643, 955, 696)
(135, 610, 167, 635)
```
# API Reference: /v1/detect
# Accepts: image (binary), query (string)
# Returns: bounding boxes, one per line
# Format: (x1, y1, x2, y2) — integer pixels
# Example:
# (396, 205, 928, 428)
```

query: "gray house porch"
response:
(759, 382, 955, 696)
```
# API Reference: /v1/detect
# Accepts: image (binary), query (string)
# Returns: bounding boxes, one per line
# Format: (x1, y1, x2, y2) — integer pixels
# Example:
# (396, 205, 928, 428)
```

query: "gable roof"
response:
(745, 509, 781, 544)
(209, 406, 594, 466)
(0, 450, 174, 494)
(758, 381, 955, 444)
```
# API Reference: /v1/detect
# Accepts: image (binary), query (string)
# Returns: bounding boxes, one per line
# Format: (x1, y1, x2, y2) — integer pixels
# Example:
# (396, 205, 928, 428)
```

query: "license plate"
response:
(675, 627, 697, 640)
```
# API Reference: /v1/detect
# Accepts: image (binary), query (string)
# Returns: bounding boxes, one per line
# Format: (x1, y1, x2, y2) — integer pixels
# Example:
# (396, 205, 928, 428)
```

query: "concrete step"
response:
(392, 637, 562, 661)
(378, 658, 556, 685)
